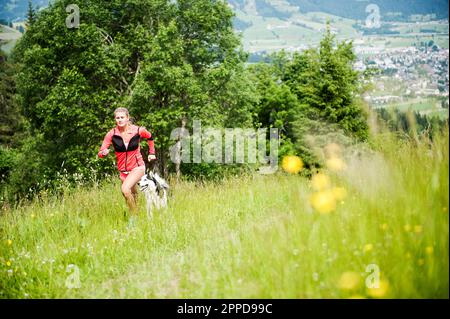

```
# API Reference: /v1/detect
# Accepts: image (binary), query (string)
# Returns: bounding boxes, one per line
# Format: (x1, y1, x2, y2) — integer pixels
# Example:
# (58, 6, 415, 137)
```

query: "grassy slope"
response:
(0, 130, 448, 298)
(235, 7, 449, 53)
(0, 24, 21, 56)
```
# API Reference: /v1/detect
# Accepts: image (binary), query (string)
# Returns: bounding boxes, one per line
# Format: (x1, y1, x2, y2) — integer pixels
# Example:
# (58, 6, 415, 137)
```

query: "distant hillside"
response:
(1, 0, 449, 22)
(230, 0, 449, 21)
(2, 0, 449, 56)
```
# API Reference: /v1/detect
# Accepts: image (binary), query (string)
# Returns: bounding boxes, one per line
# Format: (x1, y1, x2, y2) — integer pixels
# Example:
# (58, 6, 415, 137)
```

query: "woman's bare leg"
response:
(131, 184, 138, 204)
(121, 167, 145, 215)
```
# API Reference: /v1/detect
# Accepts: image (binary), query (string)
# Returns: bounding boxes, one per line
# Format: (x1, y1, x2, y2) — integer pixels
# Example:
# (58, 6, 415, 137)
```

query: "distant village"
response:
(355, 45, 449, 107)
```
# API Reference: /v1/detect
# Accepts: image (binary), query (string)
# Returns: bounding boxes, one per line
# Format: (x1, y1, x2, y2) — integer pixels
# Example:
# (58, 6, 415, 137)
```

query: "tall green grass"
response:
(0, 130, 448, 298)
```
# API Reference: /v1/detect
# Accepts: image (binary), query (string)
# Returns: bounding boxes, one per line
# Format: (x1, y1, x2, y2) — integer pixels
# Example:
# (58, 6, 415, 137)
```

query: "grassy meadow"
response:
(0, 130, 448, 299)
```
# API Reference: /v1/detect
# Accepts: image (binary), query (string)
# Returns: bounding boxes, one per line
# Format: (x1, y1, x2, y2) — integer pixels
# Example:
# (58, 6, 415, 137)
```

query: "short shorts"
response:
(119, 165, 145, 183)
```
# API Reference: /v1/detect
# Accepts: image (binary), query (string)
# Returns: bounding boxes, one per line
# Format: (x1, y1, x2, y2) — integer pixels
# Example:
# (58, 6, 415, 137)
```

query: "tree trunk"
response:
(175, 116, 187, 181)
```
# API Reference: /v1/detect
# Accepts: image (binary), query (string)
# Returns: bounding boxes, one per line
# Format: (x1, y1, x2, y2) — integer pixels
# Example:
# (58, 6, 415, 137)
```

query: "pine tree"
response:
(284, 24, 369, 141)
(25, 0, 36, 29)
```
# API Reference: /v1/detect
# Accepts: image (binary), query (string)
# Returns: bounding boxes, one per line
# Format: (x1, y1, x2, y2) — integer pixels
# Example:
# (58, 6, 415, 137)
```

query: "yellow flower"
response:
(6, 260, 11, 267)
(6, 239, 12, 246)
(363, 244, 373, 253)
(348, 295, 366, 299)
(326, 157, 347, 172)
(311, 173, 331, 191)
(414, 225, 423, 233)
(281, 156, 304, 174)
(425, 246, 434, 255)
(404, 224, 411, 232)
(380, 223, 388, 231)
(332, 187, 347, 201)
(418, 259, 425, 266)
(310, 190, 336, 214)
(367, 279, 389, 298)
(338, 272, 361, 291)
(31, 213, 36, 219)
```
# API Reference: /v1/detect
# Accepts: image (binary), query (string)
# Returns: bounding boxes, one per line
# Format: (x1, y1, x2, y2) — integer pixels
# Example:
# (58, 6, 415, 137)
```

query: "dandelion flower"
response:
(31, 213, 36, 219)
(425, 246, 434, 255)
(311, 173, 331, 191)
(281, 156, 304, 174)
(338, 272, 361, 291)
(367, 279, 389, 298)
(332, 187, 347, 201)
(6, 239, 12, 246)
(326, 157, 347, 172)
(310, 190, 336, 214)
(404, 224, 411, 232)
(6, 260, 11, 267)
(363, 244, 373, 253)
(380, 223, 388, 231)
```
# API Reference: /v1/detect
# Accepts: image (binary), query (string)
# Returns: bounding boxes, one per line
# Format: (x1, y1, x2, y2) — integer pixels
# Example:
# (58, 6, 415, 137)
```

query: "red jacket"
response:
(98, 125, 155, 172)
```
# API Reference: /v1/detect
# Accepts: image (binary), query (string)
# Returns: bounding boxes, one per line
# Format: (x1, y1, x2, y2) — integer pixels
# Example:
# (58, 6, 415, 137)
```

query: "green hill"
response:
(0, 130, 448, 298)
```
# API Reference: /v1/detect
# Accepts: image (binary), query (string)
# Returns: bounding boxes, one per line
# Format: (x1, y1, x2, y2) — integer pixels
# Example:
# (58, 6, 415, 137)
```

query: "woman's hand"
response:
(101, 149, 110, 156)
(148, 154, 156, 162)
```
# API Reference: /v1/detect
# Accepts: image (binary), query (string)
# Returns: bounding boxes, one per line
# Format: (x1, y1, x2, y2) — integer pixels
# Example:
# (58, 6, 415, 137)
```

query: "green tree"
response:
(248, 26, 370, 172)
(0, 48, 27, 202)
(0, 49, 27, 147)
(10, 0, 251, 196)
(26, 0, 37, 29)
(284, 25, 369, 141)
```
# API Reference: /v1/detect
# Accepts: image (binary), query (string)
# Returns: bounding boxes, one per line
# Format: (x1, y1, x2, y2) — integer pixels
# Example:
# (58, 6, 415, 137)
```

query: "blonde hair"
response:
(114, 107, 129, 117)
(114, 107, 135, 124)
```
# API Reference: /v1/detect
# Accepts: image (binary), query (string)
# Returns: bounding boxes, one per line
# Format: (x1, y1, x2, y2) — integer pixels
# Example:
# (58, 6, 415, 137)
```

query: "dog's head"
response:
(138, 174, 157, 192)
(148, 172, 169, 189)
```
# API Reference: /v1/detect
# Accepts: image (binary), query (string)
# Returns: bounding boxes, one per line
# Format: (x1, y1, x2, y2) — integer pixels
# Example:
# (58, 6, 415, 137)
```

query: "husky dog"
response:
(138, 171, 169, 218)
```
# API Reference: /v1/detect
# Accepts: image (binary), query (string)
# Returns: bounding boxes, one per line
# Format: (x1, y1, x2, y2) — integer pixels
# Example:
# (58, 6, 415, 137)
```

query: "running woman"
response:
(98, 107, 156, 215)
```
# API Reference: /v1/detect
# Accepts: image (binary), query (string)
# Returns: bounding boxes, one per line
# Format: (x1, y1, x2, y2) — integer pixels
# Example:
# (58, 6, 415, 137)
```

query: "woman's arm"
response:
(139, 127, 156, 158)
(98, 129, 113, 158)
